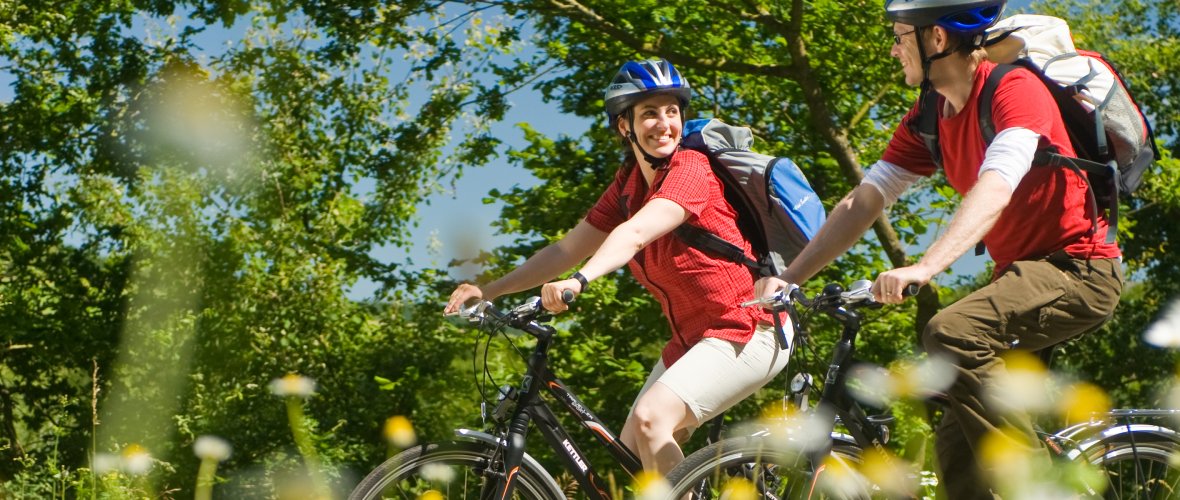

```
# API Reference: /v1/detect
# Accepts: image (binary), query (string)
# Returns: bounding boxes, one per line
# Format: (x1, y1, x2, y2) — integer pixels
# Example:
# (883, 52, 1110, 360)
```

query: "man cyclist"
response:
(755, 0, 1122, 496)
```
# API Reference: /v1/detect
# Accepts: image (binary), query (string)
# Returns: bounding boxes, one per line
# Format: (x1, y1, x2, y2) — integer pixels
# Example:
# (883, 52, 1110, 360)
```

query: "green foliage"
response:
(0, 0, 521, 494)
(1, 0, 1178, 497)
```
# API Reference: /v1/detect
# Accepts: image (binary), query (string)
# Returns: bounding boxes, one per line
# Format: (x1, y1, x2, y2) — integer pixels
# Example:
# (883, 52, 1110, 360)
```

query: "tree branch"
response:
(779, 0, 913, 278)
(849, 78, 899, 130)
(536, 0, 796, 78)
(733, 0, 797, 53)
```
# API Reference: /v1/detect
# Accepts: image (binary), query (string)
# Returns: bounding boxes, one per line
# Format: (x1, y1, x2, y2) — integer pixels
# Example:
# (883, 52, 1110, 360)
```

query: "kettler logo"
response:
(562, 439, 588, 472)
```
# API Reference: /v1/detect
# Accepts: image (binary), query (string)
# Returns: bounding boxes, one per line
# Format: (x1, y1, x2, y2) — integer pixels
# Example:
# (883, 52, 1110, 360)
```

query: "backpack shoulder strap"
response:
(672, 224, 767, 275)
(662, 154, 771, 277)
(977, 62, 1023, 144)
(972, 62, 1034, 256)
(916, 87, 943, 169)
(978, 61, 1113, 245)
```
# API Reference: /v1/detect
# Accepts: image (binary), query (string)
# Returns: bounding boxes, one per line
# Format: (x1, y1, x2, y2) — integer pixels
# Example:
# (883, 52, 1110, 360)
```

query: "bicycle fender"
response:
(743, 428, 862, 450)
(453, 428, 566, 498)
(456, 428, 507, 446)
(830, 432, 862, 450)
(1064, 423, 1180, 461)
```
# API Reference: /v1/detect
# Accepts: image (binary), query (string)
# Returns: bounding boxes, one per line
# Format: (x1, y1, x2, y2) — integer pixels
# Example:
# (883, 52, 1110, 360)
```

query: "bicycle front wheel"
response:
(663, 436, 868, 499)
(1086, 436, 1180, 499)
(348, 441, 565, 500)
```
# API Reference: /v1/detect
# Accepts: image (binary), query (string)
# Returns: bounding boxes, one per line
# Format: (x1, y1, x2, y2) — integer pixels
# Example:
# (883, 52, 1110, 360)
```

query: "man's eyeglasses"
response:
(893, 29, 916, 45)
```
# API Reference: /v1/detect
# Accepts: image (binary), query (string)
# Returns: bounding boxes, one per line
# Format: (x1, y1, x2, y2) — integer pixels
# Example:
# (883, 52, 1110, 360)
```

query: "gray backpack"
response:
(678, 118, 827, 277)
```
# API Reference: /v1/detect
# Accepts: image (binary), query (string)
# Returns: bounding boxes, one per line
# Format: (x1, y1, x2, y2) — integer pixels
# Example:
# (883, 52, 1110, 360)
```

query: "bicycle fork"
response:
(485, 411, 532, 500)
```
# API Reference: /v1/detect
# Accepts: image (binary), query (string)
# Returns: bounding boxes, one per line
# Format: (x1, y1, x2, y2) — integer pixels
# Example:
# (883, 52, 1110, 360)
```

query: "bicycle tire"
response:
(1084, 434, 1180, 500)
(663, 436, 869, 499)
(348, 441, 565, 500)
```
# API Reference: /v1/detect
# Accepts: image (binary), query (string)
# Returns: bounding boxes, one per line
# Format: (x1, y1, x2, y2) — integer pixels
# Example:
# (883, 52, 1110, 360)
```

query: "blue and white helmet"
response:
(885, 0, 1006, 35)
(604, 59, 691, 120)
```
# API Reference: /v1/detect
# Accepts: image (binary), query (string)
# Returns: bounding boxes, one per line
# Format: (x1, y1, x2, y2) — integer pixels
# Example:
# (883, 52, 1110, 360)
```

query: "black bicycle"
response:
(348, 294, 642, 499)
(662, 279, 1180, 499)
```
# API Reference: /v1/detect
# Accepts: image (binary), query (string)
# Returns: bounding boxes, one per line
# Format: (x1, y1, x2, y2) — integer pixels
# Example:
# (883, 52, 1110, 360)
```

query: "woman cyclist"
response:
(444, 59, 790, 476)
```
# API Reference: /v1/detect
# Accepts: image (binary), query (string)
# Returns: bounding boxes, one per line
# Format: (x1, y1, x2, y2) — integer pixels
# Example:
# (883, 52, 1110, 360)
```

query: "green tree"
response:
(1031, 0, 1180, 407)
(0, 0, 521, 494)
(470, 0, 1180, 478)
(1, 0, 1177, 496)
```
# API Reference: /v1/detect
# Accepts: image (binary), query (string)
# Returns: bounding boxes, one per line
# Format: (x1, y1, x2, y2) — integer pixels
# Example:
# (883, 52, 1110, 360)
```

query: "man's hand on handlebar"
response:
(871, 265, 931, 304)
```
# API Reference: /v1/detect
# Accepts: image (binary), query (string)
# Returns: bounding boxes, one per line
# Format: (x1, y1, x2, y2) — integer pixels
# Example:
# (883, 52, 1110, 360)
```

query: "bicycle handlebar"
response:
(458, 292, 577, 334)
(742, 280, 920, 312)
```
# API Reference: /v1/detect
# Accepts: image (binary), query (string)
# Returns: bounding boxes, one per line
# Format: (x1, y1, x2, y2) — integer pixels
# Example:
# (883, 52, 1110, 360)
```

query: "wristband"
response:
(571, 272, 590, 293)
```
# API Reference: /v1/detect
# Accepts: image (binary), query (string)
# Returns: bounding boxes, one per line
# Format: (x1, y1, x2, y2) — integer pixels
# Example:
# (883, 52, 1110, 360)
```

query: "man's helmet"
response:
(885, 0, 1006, 34)
(604, 59, 691, 120)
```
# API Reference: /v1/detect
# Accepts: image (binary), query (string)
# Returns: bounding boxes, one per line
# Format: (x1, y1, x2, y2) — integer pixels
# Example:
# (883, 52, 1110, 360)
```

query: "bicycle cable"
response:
(473, 320, 506, 409)
(471, 313, 536, 417)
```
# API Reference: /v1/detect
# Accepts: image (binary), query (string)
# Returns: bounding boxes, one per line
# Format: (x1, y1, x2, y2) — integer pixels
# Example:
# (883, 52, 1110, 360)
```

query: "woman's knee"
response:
(629, 384, 691, 439)
(629, 402, 672, 439)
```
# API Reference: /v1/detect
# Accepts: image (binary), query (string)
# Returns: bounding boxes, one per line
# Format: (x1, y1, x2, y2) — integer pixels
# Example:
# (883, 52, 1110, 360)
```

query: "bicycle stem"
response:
(818, 306, 860, 405)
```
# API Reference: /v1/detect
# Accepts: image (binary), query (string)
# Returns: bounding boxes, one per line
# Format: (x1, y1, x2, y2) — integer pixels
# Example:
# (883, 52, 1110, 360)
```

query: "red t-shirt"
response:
(585, 149, 770, 366)
(882, 61, 1120, 275)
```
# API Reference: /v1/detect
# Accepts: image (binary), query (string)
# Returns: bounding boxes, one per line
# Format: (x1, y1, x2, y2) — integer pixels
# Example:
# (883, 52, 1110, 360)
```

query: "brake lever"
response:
(460, 300, 492, 322)
(511, 296, 543, 317)
(740, 284, 799, 312)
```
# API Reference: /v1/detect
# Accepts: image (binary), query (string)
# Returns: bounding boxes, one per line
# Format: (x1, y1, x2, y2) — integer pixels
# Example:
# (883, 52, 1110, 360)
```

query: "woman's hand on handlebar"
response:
(540, 278, 580, 312)
(755, 275, 793, 301)
(444, 283, 486, 316)
(871, 265, 930, 304)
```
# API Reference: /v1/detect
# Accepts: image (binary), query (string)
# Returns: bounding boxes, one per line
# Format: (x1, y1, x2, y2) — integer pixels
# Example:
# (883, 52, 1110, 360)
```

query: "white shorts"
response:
(630, 322, 793, 423)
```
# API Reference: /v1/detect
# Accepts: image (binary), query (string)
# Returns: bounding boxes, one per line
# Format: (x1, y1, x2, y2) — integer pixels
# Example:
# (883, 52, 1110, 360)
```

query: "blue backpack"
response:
(677, 118, 826, 277)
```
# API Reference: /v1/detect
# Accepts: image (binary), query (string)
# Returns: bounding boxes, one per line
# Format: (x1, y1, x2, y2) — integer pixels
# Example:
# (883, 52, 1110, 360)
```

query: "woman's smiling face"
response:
(621, 93, 683, 160)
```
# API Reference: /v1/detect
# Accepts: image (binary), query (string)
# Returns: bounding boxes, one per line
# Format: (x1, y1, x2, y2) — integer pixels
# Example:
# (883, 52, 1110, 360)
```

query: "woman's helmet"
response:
(884, 0, 1006, 34)
(604, 59, 691, 120)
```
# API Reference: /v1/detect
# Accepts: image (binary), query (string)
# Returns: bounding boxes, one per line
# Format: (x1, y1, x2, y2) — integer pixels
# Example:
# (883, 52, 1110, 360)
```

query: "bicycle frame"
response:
(471, 302, 642, 500)
(800, 299, 893, 469)
(785, 284, 1180, 499)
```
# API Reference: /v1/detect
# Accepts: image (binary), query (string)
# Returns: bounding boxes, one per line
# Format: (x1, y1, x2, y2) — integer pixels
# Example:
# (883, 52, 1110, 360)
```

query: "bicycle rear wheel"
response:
(663, 436, 868, 499)
(1085, 434, 1180, 499)
(348, 441, 565, 500)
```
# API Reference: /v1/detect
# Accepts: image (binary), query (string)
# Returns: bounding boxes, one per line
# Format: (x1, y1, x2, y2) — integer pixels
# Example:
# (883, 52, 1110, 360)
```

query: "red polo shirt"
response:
(585, 149, 770, 366)
(882, 61, 1120, 275)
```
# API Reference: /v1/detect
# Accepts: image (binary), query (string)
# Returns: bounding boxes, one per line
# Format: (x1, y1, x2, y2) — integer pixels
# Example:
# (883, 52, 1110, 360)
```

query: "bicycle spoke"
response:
(1092, 442, 1180, 500)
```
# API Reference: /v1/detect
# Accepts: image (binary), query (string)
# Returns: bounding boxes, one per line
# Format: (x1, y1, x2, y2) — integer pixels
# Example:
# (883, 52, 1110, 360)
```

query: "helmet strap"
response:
(918, 27, 980, 74)
(626, 110, 675, 170)
(915, 28, 934, 84)
(915, 27, 958, 93)
(914, 28, 941, 121)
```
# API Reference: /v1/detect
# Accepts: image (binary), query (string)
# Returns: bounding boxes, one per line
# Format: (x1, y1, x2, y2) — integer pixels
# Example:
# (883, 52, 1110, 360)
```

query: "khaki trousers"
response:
(922, 255, 1123, 499)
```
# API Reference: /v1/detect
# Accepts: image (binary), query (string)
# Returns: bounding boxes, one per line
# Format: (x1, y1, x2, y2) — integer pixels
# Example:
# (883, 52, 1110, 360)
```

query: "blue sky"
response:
(3, 3, 1064, 298)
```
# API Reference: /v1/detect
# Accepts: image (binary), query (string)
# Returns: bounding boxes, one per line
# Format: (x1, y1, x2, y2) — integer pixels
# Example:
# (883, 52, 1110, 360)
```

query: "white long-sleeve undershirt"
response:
(862, 127, 1042, 205)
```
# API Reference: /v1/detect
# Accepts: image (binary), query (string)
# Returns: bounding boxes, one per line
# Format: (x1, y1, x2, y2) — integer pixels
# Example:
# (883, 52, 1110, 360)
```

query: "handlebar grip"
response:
(903, 284, 920, 297)
(561, 289, 576, 304)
